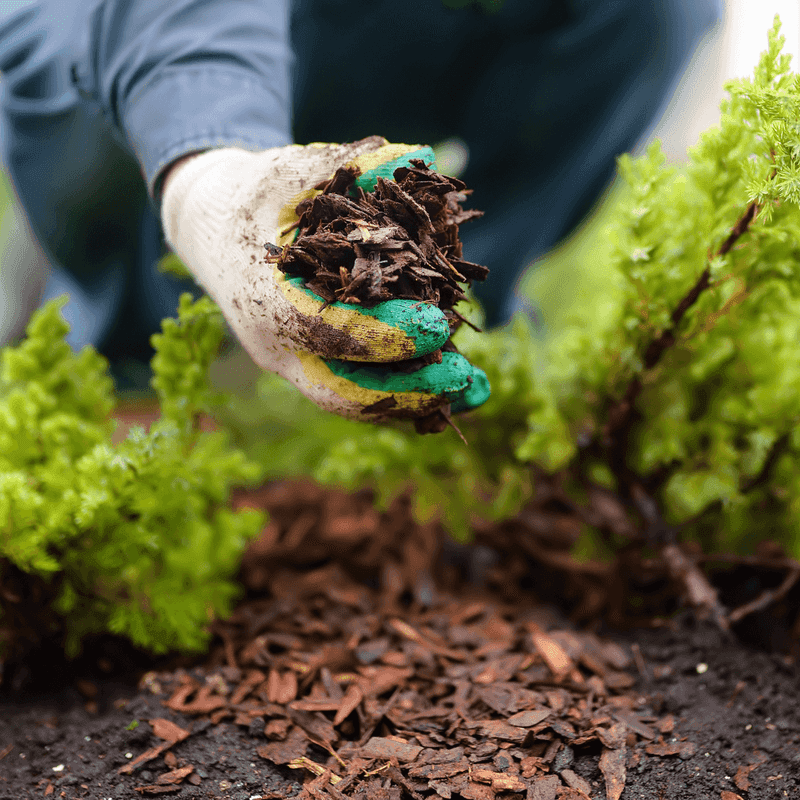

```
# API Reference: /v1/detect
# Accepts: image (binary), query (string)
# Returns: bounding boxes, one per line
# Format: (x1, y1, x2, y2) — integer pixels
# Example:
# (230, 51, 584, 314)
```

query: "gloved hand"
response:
(160, 135, 490, 420)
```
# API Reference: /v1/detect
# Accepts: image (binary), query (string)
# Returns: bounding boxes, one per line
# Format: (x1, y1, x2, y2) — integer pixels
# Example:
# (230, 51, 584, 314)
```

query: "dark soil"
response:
(1, 481, 798, 800)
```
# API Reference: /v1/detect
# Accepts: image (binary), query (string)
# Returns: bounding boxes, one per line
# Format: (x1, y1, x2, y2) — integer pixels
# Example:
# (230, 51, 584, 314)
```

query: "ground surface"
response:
(1, 481, 798, 800)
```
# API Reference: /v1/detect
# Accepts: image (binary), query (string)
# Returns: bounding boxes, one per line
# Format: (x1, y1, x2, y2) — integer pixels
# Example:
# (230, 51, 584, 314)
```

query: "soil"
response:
(1, 480, 798, 800)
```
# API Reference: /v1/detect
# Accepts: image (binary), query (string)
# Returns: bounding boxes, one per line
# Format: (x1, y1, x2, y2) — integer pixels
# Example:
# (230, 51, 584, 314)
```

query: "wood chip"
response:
(599, 745, 627, 800)
(645, 740, 697, 758)
(257, 729, 309, 765)
(359, 736, 423, 763)
(611, 708, 655, 740)
(333, 682, 364, 726)
(268, 669, 299, 704)
(506, 708, 551, 728)
(470, 768, 526, 793)
(529, 775, 561, 800)
(118, 744, 171, 776)
(408, 760, 470, 780)
(734, 763, 758, 791)
(230, 669, 266, 705)
(148, 719, 190, 744)
(556, 788, 592, 799)
(596, 722, 627, 750)
(529, 627, 574, 680)
(164, 684, 226, 714)
(560, 769, 592, 795)
(472, 719, 529, 743)
(155, 766, 194, 785)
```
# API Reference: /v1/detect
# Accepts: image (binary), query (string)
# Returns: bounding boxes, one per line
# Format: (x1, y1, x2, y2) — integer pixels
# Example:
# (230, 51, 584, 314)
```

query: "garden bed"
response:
(1, 479, 798, 800)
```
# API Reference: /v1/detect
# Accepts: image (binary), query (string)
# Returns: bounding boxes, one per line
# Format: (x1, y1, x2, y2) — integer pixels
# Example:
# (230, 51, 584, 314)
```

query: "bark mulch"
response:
(269, 160, 489, 435)
(272, 161, 487, 311)
(1, 480, 799, 800)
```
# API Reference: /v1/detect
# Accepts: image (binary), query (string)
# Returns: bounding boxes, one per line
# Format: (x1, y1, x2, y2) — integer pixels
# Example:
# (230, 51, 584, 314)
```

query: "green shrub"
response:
(0, 294, 263, 659)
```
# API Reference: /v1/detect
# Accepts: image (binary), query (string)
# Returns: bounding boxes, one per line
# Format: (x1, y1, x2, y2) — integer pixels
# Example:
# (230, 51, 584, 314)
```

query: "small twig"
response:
(444, 412, 469, 446)
(449, 307, 483, 333)
(623, 484, 729, 629)
(728, 567, 800, 625)
(697, 553, 799, 570)
(630, 643, 648, 679)
(661, 543, 729, 630)
(717, 200, 758, 258)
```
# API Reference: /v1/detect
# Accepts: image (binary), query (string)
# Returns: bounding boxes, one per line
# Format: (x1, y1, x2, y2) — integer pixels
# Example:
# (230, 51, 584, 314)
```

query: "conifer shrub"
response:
(0, 294, 263, 664)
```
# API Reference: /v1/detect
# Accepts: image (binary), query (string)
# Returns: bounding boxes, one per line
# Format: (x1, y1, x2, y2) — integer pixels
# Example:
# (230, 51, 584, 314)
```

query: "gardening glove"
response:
(161, 135, 490, 421)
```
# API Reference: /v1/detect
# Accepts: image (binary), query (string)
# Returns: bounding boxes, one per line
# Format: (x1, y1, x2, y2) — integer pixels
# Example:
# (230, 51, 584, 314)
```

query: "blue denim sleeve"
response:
(1, 0, 293, 196)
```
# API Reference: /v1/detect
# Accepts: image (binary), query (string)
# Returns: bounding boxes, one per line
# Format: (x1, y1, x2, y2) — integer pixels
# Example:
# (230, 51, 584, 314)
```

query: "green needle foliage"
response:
(0, 294, 263, 660)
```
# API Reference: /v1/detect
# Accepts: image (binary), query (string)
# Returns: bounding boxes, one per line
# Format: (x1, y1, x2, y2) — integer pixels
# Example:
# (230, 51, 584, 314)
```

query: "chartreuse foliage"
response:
(233, 19, 800, 557)
(4, 21, 800, 665)
(0, 294, 263, 658)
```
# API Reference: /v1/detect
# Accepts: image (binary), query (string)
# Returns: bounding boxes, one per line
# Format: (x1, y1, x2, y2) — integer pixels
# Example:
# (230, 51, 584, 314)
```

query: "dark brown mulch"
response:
(269, 160, 489, 436)
(1, 480, 799, 800)
(272, 161, 487, 311)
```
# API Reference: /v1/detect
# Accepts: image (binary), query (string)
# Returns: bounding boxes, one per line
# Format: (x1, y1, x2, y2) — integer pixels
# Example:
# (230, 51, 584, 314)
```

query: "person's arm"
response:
(2, 0, 489, 419)
(70, 0, 293, 198)
(81, 0, 488, 420)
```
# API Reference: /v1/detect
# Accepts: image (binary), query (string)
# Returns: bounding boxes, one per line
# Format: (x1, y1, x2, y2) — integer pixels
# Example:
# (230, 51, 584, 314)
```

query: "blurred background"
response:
(0, 0, 798, 351)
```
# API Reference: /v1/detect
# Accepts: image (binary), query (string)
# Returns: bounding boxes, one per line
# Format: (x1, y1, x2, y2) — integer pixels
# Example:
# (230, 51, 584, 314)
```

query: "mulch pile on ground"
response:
(271, 161, 487, 312)
(119, 483, 698, 800)
(1, 479, 799, 799)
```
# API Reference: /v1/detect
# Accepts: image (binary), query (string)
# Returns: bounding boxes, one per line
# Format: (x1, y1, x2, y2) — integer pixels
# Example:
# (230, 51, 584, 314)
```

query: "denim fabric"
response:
(0, 0, 292, 358)
(0, 0, 720, 360)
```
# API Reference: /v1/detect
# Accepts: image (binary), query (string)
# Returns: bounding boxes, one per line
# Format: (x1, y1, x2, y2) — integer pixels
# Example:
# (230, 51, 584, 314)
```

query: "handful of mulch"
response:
(271, 159, 487, 309)
(265, 159, 488, 433)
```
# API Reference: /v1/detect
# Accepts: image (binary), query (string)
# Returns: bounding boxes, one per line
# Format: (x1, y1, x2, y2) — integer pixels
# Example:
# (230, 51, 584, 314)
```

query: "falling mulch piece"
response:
(266, 160, 488, 434)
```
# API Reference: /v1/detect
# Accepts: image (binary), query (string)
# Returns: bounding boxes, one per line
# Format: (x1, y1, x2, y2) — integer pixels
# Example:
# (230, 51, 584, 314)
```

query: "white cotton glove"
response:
(160, 136, 490, 420)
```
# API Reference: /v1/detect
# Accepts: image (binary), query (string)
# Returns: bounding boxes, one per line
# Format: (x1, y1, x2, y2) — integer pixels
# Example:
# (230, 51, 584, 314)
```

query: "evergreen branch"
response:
(676, 431, 792, 532)
(739, 431, 790, 493)
(587, 198, 766, 631)
(601, 198, 762, 481)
